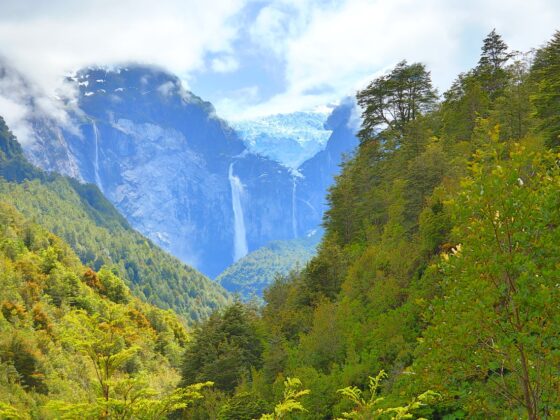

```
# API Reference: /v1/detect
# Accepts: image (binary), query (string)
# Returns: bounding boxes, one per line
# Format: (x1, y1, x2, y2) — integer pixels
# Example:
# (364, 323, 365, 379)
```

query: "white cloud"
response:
(211, 56, 240, 73)
(0, 95, 33, 143)
(1, 0, 559, 124)
(157, 81, 176, 97)
(0, 0, 247, 95)
(230, 0, 560, 119)
(0, 0, 248, 143)
(215, 86, 260, 120)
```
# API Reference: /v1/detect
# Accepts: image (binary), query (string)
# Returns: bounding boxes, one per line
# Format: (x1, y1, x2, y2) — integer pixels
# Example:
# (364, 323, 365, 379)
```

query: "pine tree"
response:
(476, 29, 513, 98)
(181, 303, 263, 393)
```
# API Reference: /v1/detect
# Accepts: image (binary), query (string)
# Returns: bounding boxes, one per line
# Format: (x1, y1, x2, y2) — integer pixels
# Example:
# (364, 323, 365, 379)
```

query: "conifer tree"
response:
(476, 29, 513, 98)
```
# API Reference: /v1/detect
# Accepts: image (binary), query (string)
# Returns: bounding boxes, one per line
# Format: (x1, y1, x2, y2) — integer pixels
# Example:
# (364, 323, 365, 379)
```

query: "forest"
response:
(2, 29, 560, 419)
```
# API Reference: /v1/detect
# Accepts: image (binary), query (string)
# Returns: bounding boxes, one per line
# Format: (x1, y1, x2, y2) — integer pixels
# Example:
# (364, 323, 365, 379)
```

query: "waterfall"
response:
(91, 120, 104, 193)
(292, 177, 298, 238)
(228, 163, 248, 262)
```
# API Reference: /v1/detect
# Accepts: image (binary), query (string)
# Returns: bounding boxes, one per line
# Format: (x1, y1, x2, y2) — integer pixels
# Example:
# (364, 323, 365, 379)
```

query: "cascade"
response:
(292, 177, 298, 238)
(228, 163, 248, 261)
(91, 120, 104, 193)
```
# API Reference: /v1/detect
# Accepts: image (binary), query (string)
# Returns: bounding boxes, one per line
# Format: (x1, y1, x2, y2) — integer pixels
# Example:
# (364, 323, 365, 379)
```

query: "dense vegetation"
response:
(216, 236, 319, 299)
(2, 28, 560, 419)
(0, 119, 230, 323)
(0, 202, 215, 418)
(178, 30, 560, 419)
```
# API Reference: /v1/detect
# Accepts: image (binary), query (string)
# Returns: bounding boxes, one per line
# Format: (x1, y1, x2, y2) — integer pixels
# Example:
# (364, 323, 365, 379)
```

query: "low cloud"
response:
(1, 0, 559, 124)
(0, 0, 246, 95)
(0, 0, 247, 141)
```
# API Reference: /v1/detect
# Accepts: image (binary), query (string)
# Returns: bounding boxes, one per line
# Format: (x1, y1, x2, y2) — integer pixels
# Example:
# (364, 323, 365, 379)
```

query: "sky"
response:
(0, 0, 560, 122)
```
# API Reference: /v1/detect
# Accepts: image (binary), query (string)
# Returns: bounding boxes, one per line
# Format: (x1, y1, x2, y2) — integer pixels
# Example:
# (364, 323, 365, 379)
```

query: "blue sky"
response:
(1, 0, 560, 122)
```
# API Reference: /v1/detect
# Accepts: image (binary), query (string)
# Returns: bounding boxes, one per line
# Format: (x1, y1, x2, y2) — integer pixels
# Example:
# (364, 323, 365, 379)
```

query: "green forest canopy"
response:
(2, 29, 560, 419)
(179, 29, 560, 419)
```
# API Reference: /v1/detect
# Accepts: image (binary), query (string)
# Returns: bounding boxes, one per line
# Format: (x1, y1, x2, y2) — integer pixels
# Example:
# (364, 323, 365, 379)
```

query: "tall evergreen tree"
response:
(476, 29, 513, 98)
(181, 303, 263, 393)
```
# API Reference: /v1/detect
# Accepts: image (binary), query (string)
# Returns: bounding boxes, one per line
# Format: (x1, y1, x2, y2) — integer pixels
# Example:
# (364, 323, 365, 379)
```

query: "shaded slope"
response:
(0, 116, 230, 322)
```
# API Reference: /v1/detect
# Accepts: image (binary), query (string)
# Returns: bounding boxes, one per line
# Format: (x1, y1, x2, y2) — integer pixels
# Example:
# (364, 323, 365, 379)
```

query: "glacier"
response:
(231, 112, 333, 169)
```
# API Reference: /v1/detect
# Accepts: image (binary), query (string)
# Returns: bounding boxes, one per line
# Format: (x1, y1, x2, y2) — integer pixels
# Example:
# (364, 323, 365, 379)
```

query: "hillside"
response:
(176, 30, 560, 419)
(0, 117, 230, 323)
(216, 235, 319, 299)
(0, 201, 214, 418)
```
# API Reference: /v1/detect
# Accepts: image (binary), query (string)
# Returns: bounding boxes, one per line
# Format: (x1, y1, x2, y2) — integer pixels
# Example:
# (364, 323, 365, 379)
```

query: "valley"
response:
(1, 3, 560, 418)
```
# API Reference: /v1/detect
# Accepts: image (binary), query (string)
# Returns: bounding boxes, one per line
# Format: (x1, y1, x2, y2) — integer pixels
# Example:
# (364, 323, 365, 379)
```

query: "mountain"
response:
(1, 64, 359, 280)
(0, 115, 230, 322)
(216, 233, 320, 299)
(8, 66, 306, 277)
(213, 100, 359, 299)
(231, 112, 332, 168)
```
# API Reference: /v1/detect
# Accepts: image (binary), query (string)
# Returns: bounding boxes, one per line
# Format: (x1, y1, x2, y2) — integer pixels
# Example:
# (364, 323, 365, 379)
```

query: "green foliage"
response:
(475, 29, 514, 99)
(181, 303, 264, 393)
(337, 370, 388, 417)
(532, 30, 560, 147)
(260, 377, 310, 419)
(413, 141, 560, 418)
(216, 236, 318, 300)
(337, 371, 439, 419)
(234, 29, 560, 419)
(217, 391, 269, 420)
(47, 380, 213, 419)
(357, 60, 437, 142)
(0, 202, 200, 417)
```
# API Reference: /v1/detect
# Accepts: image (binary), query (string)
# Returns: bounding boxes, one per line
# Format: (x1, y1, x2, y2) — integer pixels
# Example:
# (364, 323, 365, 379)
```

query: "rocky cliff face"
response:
(297, 98, 360, 233)
(1, 65, 359, 280)
(6, 66, 299, 277)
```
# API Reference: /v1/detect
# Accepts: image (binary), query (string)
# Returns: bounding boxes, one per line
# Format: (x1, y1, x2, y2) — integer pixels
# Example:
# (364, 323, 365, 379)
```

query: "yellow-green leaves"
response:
(260, 377, 310, 419)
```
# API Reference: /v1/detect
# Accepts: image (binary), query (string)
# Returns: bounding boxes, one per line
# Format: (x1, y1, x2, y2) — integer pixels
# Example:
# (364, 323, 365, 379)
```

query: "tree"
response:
(531, 30, 560, 148)
(337, 371, 439, 419)
(47, 379, 213, 419)
(414, 135, 560, 418)
(477, 29, 512, 72)
(357, 61, 437, 143)
(59, 308, 140, 417)
(217, 392, 269, 420)
(181, 303, 263, 393)
(476, 29, 513, 98)
(259, 377, 310, 420)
